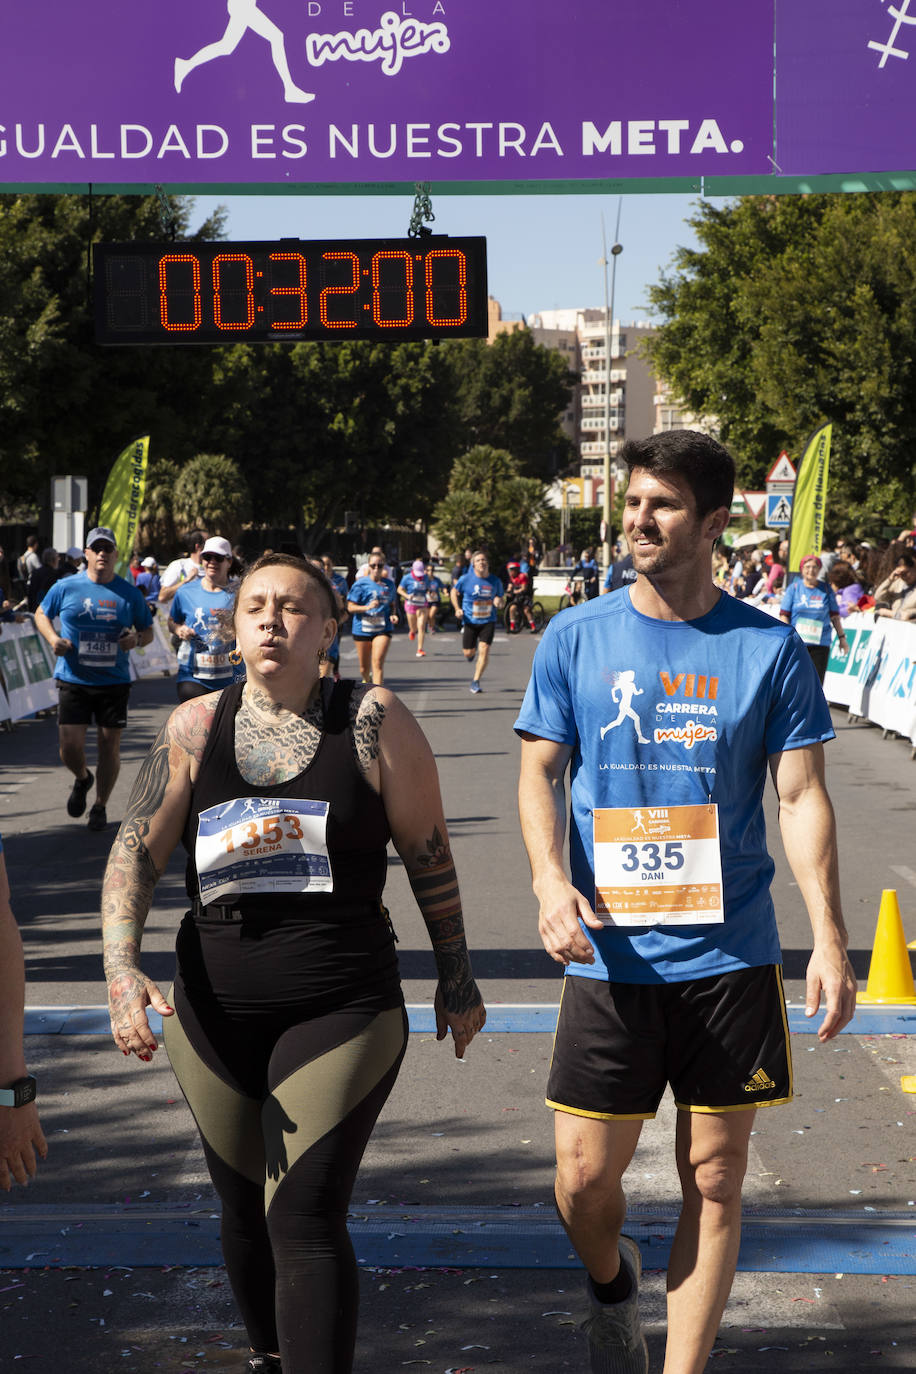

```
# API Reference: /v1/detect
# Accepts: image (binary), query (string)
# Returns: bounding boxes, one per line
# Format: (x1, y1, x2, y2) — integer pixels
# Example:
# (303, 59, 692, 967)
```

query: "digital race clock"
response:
(93, 237, 488, 345)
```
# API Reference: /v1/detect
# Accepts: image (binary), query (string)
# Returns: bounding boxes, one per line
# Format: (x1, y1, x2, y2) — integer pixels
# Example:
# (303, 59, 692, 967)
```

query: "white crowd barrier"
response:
(824, 613, 916, 747)
(0, 613, 177, 724)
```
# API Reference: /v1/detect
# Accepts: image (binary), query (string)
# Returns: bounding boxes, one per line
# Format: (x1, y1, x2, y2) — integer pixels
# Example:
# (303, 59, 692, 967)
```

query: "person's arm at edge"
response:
(101, 698, 210, 1059)
(372, 690, 485, 1057)
(33, 602, 71, 655)
(0, 853, 47, 1189)
(518, 734, 602, 966)
(769, 742, 856, 1042)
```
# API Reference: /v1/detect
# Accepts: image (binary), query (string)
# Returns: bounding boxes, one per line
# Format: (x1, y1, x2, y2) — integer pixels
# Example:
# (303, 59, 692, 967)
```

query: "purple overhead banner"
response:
(0, 0, 774, 185)
(3, 2, 915, 189)
(775, 0, 916, 177)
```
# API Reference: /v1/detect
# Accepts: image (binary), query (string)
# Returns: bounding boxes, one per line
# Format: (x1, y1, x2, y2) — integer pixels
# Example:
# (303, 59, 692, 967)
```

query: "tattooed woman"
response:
(101, 552, 485, 1374)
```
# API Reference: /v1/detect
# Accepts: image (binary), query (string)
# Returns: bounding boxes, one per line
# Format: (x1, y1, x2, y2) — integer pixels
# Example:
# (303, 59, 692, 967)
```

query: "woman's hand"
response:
(435, 982, 486, 1059)
(107, 966, 173, 1062)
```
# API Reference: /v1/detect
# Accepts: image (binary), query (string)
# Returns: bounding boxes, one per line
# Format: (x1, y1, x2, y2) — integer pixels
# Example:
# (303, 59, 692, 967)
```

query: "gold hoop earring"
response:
(228, 647, 243, 666)
(317, 647, 327, 664)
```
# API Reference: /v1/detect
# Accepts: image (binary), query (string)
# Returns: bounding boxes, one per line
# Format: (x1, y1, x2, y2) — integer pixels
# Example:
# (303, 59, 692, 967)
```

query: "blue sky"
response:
(189, 190, 704, 324)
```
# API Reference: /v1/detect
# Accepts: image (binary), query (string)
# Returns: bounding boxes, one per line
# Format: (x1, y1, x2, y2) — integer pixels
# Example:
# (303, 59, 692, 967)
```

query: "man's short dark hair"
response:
(187, 528, 208, 550)
(898, 551, 916, 570)
(621, 430, 735, 519)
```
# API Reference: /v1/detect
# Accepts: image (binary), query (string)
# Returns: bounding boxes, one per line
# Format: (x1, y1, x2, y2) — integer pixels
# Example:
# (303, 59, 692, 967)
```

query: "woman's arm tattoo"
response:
(101, 720, 173, 980)
(349, 686, 386, 773)
(405, 826, 480, 1014)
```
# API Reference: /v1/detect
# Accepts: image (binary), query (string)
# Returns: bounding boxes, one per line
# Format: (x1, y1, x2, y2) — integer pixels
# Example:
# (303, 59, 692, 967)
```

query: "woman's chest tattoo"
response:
(234, 701, 323, 785)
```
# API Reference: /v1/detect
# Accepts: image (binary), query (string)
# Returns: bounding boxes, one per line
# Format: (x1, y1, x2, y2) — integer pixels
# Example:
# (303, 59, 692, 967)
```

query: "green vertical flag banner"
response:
(98, 435, 150, 577)
(787, 423, 831, 576)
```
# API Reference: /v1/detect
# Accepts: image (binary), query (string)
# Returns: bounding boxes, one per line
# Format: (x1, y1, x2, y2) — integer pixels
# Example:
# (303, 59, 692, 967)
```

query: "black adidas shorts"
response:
(546, 965, 792, 1119)
(57, 681, 130, 729)
(462, 620, 495, 650)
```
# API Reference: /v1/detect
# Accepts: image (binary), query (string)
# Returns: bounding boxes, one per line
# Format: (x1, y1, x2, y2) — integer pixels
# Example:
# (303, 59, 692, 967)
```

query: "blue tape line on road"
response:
(23, 1003, 916, 1035)
(2, 1204, 915, 1273)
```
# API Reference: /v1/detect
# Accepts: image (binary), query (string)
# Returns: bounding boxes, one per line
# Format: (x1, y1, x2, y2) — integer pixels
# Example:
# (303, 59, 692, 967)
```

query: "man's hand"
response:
(537, 874, 604, 966)
(52, 636, 73, 656)
(805, 941, 857, 1042)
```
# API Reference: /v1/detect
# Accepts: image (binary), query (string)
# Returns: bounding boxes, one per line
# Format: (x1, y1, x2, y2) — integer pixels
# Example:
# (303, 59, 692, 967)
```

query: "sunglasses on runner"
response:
(89, 542, 114, 553)
(368, 562, 384, 568)
(201, 552, 229, 562)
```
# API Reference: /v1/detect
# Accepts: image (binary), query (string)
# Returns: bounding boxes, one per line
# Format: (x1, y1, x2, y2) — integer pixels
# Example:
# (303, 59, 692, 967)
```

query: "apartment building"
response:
(528, 308, 657, 483)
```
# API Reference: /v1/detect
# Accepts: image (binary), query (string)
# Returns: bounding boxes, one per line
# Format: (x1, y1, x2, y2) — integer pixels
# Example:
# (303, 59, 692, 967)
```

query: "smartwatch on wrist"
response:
(0, 1076, 37, 1108)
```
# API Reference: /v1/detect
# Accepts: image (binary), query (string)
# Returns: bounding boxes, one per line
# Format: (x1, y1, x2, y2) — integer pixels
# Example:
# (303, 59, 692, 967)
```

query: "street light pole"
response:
(600, 199, 623, 572)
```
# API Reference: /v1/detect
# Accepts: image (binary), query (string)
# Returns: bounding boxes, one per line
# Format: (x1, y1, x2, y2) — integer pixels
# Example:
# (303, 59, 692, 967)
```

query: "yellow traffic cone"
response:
(857, 889, 916, 1005)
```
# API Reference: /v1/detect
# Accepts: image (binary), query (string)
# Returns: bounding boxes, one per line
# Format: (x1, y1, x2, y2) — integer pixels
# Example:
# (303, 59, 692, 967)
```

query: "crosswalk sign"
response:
(766, 492, 793, 527)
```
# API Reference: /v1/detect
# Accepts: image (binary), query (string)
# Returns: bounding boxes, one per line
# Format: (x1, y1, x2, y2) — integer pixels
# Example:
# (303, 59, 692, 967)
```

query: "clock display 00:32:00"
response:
(93, 237, 488, 345)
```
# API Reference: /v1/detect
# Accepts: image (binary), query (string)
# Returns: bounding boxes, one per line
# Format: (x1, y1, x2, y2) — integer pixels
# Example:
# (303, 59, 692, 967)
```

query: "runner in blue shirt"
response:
(398, 559, 432, 658)
(779, 554, 848, 684)
(169, 537, 242, 702)
(450, 550, 504, 694)
(320, 554, 350, 681)
(347, 557, 399, 686)
(424, 562, 445, 635)
(515, 431, 856, 1374)
(34, 526, 154, 832)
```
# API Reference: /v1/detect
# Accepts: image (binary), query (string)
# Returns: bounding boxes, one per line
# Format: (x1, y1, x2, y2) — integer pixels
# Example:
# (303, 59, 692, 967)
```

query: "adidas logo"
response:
(743, 1067, 776, 1094)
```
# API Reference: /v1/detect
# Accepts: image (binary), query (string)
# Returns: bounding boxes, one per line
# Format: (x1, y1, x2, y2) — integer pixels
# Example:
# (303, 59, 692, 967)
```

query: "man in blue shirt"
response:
(450, 550, 504, 694)
(34, 527, 153, 832)
(515, 432, 856, 1374)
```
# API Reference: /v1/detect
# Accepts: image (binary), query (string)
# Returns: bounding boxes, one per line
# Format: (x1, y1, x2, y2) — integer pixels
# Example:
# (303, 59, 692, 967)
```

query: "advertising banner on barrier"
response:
(0, 1, 775, 186)
(0, 622, 59, 721)
(845, 618, 916, 746)
(131, 616, 179, 679)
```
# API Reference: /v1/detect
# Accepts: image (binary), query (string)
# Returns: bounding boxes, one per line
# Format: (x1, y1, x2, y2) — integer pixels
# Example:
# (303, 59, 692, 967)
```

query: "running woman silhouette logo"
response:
(599, 670, 649, 745)
(631, 809, 648, 836)
(175, 0, 315, 104)
(868, 0, 916, 67)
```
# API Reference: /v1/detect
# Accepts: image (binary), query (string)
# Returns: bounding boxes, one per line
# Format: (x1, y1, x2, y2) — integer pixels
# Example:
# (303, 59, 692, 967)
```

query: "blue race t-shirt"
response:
(40, 571, 153, 686)
(426, 574, 444, 604)
(170, 579, 242, 689)
(348, 576, 397, 636)
(514, 587, 834, 984)
(455, 572, 504, 624)
(781, 579, 838, 648)
(399, 573, 430, 608)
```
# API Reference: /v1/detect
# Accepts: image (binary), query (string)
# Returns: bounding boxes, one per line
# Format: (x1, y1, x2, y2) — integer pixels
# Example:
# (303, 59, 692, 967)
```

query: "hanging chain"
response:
(154, 184, 178, 240)
(407, 182, 435, 238)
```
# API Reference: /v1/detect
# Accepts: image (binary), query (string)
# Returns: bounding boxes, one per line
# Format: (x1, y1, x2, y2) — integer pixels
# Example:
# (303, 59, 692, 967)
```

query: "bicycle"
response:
(558, 576, 585, 612)
(503, 595, 545, 634)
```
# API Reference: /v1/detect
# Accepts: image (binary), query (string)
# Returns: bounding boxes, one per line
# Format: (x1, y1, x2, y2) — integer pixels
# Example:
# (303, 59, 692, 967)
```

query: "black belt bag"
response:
(190, 897, 244, 922)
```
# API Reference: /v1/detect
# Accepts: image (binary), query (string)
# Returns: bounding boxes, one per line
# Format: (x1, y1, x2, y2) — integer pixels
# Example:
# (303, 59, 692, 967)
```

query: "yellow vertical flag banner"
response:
(787, 423, 832, 575)
(98, 435, 150, 577)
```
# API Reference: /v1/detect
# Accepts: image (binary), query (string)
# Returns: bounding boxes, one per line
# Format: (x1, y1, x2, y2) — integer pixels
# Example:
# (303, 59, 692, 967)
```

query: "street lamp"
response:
(599, 200, 623, 571)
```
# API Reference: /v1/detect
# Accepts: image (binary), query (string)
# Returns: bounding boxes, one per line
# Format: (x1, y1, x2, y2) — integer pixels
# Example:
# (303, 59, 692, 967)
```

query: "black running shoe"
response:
(247, 1356, 282, 1372)
(66, 769, 94, 817)
(87, 803, 107, 832)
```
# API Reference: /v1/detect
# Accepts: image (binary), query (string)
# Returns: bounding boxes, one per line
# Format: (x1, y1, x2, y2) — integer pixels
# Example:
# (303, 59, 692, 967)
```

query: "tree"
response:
(205, 337, 459, 548)
(137, 457, 180, 553)
(432, 445, 551, 564)
(0, 192, 225, 515)
(444, 329, 578, 480)
(643, 193, 916, 527)
(172, 454, 251, 542)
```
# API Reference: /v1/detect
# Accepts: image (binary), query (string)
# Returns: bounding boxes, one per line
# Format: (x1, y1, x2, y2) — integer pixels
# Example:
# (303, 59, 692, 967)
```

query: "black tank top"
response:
(175, 678, 401, 1015)
(183, 677, 390, 909)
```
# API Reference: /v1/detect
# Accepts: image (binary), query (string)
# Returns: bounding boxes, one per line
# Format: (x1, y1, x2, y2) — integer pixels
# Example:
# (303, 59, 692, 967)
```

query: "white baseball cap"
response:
(141, 556, 158, 569)
(201, 537, 233, 559)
